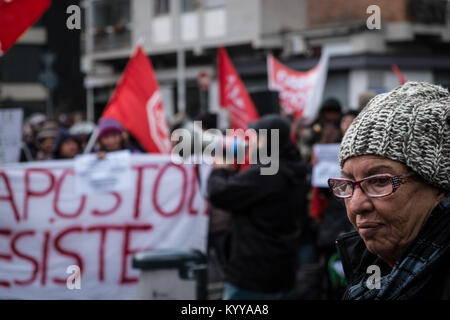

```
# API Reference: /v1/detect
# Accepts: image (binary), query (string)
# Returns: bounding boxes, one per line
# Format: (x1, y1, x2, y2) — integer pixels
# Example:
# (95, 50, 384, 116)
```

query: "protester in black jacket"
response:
(207, 115, 308, 300)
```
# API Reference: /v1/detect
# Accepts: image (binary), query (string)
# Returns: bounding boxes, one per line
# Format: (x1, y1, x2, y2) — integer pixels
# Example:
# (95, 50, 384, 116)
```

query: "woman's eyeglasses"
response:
(327, 173, 413, 199)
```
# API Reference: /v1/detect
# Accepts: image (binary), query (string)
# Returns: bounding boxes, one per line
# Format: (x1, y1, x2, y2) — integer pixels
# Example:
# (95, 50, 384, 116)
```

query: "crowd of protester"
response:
(19, 113, 143, 162)
(203, 91, 378, 300)
(20, 88, 445, 300)
(15, 90, 376, 300)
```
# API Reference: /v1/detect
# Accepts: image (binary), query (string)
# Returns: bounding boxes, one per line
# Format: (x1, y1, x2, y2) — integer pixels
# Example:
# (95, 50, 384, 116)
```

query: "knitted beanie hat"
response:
(339, 81, 450, 192)
(97, 118, 124, 140)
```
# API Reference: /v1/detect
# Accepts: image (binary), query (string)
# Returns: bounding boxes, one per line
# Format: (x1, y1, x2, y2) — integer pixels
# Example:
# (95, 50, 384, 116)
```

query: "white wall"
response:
(181, 12, 200, 42)
(204, 8, 226, 39)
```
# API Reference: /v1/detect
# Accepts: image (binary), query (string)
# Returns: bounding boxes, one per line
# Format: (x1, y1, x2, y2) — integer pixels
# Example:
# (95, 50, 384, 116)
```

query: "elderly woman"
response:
(328, 82, 450, 299)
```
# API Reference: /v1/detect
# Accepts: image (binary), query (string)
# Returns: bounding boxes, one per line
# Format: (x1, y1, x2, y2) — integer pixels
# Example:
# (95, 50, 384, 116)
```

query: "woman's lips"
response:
(357, 222, 383, 237)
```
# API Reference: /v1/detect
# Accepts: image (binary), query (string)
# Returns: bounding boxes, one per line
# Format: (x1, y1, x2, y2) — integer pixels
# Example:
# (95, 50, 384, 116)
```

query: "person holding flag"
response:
(98, 44, 172, 155)
(94, 118, 141, 156)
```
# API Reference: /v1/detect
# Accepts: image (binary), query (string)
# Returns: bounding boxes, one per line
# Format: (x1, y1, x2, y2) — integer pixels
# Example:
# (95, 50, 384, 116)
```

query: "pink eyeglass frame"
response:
(327, 173, 414, 199)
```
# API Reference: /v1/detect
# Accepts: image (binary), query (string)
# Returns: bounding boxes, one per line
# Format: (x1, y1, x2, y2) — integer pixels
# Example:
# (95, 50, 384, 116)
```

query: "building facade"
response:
(81, 0, 450, 125)
(0, 0, 85, 119)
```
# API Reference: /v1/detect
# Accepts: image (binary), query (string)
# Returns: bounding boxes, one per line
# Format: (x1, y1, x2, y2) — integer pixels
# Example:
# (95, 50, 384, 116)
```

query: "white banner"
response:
(267, 49, 329, 120)
(0, 109, 23, 164)
(0, 155, 209, 299)
(74, 150, 133, 194)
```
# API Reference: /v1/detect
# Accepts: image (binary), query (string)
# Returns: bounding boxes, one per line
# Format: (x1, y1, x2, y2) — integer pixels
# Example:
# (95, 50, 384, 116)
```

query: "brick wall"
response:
(307, 0, 410, 27)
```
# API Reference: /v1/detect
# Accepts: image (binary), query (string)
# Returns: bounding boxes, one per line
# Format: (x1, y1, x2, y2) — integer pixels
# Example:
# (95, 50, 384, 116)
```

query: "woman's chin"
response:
(363, 238, 386, 257)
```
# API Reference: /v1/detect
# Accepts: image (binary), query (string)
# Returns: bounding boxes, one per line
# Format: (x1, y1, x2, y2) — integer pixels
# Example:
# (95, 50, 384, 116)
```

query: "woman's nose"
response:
(347, 185, 373, 215)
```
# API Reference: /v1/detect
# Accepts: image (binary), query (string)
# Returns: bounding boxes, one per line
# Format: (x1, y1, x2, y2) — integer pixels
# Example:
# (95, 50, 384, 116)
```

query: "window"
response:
(0, 45, 42, 83)
(182, 0, 201, 12)
(92, 0, 131, 51)
(408, 0, 447, 25)
(155, 0, 170, 16)
(93, 0, 130, 29)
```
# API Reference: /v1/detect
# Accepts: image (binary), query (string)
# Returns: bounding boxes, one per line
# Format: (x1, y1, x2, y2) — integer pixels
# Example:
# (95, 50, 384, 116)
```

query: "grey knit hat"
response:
(339, 81, 450, 192)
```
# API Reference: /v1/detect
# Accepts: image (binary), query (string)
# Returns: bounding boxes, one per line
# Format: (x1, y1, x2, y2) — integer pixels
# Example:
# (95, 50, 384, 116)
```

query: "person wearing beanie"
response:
(96, 118, 126, 152)
(35, 121, 59, 161)
(207, 114, 308, 300)
(52, 130, 81, 159)
(327, 82, 450, 299)
(95, 118, 141, 154)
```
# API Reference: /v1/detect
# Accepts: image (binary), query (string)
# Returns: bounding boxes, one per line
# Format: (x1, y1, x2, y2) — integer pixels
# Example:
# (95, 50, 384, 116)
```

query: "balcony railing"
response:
(92, 24, 131, 52)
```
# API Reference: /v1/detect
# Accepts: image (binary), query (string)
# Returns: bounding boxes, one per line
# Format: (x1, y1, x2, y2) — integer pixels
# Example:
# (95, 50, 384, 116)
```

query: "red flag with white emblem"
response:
(101, 46, 171, 154)
(217, 47, 259, 130)
(0, 0, 50, 56)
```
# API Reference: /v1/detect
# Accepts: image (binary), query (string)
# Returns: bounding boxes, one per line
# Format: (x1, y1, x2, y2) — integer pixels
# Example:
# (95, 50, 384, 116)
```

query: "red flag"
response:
(217, 47, 259, 130)
(268, 52, 329, 120)
(391, 64, 407, 85)
(0, 0, 50, 55)
(101, 46, 171, 154)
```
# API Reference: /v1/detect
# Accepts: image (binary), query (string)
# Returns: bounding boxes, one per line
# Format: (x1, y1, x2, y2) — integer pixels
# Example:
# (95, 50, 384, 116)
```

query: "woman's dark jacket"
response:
(336, 201, 450, 299)
(207, 158, 307, 293)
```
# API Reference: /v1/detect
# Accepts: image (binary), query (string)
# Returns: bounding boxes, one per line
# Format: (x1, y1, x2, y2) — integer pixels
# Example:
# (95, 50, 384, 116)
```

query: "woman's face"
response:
(342, 155, 443, 266)
(60, 139, 79, 159)
(100, 132, 122, 152)
(40, 137, 55, 155)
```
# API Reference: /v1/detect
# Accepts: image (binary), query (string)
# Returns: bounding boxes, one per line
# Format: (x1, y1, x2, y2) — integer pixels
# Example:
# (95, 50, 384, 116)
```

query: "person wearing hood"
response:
(52, 130, 81, 159)
(207, 114, 308, 300)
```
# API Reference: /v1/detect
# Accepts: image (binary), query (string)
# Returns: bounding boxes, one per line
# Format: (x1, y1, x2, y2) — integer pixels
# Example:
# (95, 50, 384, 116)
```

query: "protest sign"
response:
(0, 109, 23, 164)
(311, 143, 341, 188)
(0, 155, 209, 299)
(74, 150, 132, 195)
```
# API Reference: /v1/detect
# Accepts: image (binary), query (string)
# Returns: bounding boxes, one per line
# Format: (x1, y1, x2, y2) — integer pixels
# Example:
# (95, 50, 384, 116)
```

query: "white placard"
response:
(0, 109, 23, 164)
(311, 143, 341, 188)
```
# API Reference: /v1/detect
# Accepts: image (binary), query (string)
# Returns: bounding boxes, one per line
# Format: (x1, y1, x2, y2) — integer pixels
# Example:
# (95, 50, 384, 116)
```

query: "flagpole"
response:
(83, 127, 98, 154)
